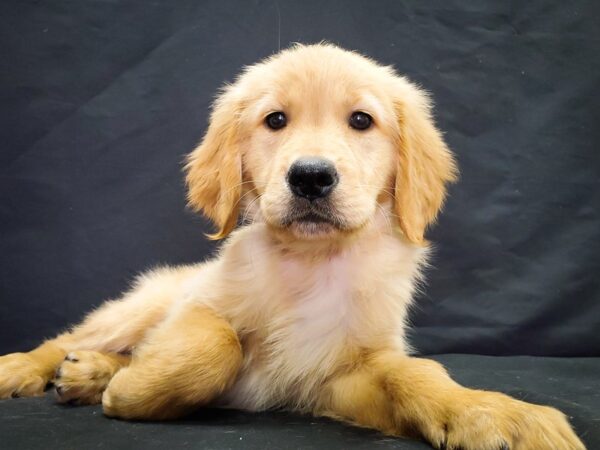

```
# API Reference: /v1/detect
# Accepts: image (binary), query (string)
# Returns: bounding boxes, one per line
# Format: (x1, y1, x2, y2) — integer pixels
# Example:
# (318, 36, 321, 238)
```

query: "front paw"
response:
(0, 353, 48, 399)
(421, 390, 585, 450)
(53, 351, 126, 405)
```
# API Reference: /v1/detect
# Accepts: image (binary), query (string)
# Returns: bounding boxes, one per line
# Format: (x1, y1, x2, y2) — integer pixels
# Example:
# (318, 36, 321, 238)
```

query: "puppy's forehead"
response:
(267, 53, 383, 98)
(240, 46, 396, 121)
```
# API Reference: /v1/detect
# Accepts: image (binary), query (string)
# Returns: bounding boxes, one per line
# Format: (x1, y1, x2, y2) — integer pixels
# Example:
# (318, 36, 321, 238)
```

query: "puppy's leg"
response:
(315, 352, 585, 450)
(0, 266, 195, 399)
(0, 340, 67, 398)
(315, 365, 397, 435)
(102, 303, 242, 420)
(53, 351, 131, 405)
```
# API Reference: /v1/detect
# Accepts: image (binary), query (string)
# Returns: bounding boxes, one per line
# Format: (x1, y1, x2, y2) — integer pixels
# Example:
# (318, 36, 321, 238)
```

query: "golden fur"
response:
(0, 44, 584, 449)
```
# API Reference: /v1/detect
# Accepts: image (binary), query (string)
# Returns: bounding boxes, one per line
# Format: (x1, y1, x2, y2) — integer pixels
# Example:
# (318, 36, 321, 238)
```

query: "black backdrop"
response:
(1, 0, 599, 357)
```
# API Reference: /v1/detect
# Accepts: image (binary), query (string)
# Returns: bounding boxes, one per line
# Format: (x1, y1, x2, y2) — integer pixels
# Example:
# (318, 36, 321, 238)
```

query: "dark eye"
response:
(265, 111, 287, 130)
(349, 111, 373, 130)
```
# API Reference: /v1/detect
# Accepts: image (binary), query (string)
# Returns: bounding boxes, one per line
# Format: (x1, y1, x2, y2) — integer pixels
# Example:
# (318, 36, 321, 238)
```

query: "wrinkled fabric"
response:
(0, 0, 598, 356)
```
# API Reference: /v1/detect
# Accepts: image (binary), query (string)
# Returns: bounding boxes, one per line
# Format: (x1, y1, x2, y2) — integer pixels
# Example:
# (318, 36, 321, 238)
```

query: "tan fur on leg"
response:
(315, 365, 397, 436)
(316, 352, 585, 450)
(66, 265, 200, 352)
(0, 265, 196, 400)
(0, 340, 67, 398)
(102, 304, 242, 420)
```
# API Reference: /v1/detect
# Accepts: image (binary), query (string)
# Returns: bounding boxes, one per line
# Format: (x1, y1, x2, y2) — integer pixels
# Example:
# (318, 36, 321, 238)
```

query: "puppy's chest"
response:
(266, 255, 359, 367)
(226, 255, 363, 410)
(275, 254, 358, 348)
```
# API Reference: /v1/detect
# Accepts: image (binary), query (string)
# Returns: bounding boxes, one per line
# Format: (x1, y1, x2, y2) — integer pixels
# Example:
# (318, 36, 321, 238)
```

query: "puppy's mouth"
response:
(294, 211, 332, 224)
(279, 203, 346, 238)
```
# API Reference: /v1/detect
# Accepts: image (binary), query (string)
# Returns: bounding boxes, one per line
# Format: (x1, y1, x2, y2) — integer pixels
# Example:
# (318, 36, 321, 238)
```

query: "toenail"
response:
(55, 386, 63, 396)
(500, 443, 510, 450)
(438, 436, 448, 450)
(11, 391, 19, 398)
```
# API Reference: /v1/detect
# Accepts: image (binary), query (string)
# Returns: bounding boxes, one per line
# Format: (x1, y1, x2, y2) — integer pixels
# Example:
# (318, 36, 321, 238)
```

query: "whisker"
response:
(232, 186, 261, 211)
(375, 203, 394, 231)
(220, 180, 267, 201)
(241, 194, 264, 225)
(245, 195, 264, 274)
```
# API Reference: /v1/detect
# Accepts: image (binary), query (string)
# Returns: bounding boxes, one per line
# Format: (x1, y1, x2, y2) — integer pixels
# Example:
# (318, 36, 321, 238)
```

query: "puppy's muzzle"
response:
(287, 157, 339, 201)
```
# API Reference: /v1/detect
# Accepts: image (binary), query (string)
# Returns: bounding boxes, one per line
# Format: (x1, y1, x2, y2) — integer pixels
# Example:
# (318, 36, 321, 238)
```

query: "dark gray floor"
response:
(1, 355, 598, 450)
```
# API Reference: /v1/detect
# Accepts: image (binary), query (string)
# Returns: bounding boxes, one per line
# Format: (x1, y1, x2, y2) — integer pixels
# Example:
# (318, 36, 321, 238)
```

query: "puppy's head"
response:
(185, 44, 457, 244)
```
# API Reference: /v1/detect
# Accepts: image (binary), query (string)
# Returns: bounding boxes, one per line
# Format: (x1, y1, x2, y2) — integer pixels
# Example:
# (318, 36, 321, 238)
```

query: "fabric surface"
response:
(1, 355, 598, 449)
(1, 0, 598, 357)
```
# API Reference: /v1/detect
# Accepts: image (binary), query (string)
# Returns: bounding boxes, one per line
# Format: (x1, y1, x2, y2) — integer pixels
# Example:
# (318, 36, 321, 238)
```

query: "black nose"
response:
(287, 157, 339, 201)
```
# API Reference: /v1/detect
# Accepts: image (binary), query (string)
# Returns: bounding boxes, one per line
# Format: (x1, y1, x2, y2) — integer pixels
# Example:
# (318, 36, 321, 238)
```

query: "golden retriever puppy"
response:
(0, 44, 585, 449)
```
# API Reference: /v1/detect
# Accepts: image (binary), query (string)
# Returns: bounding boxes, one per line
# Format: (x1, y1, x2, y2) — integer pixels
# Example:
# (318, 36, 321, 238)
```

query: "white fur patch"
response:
(210, 226, 427, 412)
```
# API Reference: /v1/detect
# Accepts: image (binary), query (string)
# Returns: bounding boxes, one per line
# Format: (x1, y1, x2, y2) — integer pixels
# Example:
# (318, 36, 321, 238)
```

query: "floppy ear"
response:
(185, 87, 243, 240)
(393, 78, 458, 244)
